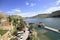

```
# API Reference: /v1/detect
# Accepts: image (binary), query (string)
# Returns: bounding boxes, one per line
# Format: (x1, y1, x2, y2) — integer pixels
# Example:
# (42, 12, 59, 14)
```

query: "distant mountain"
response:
(50, 10, 60, 17)
(32, 14, 50, 18)
(31, 10, 60, 18)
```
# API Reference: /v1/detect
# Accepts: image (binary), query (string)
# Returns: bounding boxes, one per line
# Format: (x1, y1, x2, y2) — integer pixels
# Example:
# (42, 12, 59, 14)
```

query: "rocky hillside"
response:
(0, 12, 8, 18)
(0, 12, 24, 19)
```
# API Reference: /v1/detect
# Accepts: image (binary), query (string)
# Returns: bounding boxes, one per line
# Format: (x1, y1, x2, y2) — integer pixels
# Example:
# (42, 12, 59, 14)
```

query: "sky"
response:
(0, 0, 60, 17)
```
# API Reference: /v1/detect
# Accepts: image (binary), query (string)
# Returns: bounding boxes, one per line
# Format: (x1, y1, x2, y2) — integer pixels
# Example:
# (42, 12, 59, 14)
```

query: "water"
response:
(25, 18, 60, 40)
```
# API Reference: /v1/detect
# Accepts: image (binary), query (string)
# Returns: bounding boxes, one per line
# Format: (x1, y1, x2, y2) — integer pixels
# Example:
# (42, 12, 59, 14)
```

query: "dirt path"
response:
(22, 28, 29, 40)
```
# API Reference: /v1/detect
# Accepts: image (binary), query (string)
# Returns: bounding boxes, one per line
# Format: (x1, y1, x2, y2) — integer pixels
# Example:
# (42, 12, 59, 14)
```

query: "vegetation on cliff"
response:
(0, 12, 26, 36)
(29, 23, 39, 40)
(0, 30, 8, 35)
(8, 15, 26, 36)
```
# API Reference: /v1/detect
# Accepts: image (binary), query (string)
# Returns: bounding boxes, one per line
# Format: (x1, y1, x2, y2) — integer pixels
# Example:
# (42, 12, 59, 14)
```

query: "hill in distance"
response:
(31, 10, 60, 18)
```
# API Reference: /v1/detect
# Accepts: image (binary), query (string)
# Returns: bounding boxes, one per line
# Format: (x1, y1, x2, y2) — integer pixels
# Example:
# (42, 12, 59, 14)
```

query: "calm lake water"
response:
(25, 18, 60, 40)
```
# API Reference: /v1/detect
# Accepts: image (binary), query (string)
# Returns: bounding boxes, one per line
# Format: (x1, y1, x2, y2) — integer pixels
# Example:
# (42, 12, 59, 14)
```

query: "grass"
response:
(10, 38, 14, 40)
(0, 29, 8, 36)
(29, 24, 39, 40)
(12, 26, 18, 37)
(30, 29, 39, 40)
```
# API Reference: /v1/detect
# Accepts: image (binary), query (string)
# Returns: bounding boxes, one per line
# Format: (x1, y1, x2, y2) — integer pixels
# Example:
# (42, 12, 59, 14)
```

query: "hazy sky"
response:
(0, 0, 60, 17)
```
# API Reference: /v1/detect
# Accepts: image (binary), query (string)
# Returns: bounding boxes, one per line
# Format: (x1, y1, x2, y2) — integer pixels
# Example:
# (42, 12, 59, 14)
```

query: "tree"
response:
(30, 24, 35, 30)
(16, 19, 26, 31)
(8, 16, 13, 23)
(0, 17, 2, 23)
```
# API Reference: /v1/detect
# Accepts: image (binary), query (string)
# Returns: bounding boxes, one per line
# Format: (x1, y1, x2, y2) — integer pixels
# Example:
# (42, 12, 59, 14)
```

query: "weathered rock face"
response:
(0, 31, 11, 40)
(0, 22, 13, 31)
(0, 12, 8, 18)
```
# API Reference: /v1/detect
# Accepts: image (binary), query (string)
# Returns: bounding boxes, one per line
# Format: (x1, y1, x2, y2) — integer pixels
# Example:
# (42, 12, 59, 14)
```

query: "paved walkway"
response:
(45, 26, 60, 33)
(17, 27, 29, 40)
(22, 28, 29, 40)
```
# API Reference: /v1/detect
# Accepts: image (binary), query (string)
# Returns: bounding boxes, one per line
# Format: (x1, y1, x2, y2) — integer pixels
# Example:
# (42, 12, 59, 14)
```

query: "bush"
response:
(30, 24, 35, 30)
(10, 38, 14, 40)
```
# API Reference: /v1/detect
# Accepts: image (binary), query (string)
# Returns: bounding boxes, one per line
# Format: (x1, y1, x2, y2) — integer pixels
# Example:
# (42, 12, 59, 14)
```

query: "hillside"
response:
(10, 15, 23, 19)
(31, 10, 60, 18)
(0, 12, 8, 18)
(50, 10, 60, 17)
(32, 14, 50, 18)
(0, 12, 24, 19)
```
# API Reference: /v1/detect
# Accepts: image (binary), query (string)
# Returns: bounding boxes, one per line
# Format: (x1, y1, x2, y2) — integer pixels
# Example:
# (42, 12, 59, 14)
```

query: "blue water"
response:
(25, 18, 60, 40)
